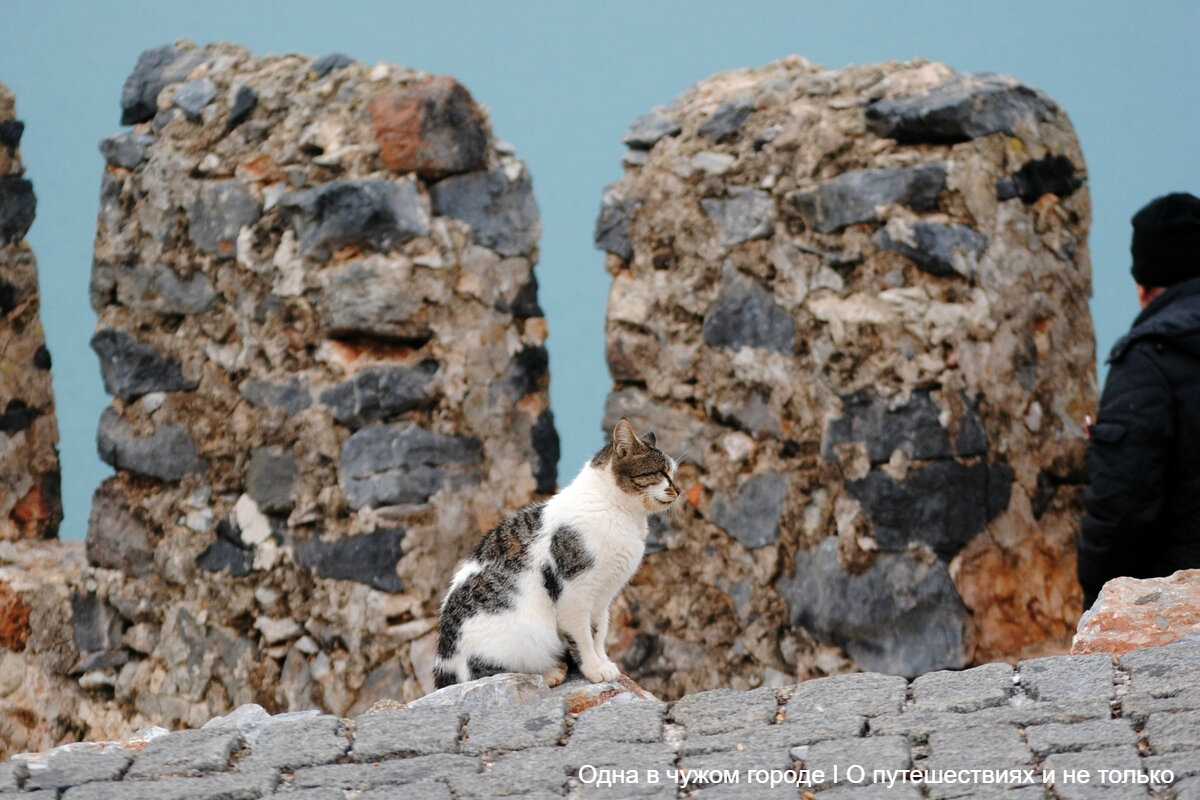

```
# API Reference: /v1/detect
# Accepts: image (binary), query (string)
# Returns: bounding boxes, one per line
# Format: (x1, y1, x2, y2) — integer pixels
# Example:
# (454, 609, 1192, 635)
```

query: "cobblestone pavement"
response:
(3, 639, 1197, 799)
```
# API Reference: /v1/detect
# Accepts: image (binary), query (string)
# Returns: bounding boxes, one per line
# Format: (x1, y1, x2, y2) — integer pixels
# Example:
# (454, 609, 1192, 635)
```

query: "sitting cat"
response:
(434, 418, 680, 688)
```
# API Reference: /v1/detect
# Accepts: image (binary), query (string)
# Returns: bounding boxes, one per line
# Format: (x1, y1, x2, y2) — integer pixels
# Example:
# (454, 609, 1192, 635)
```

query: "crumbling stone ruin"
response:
(596, 57, 1095, 695)
(0, 41, 555, 755)
(0, 82, 61, 541)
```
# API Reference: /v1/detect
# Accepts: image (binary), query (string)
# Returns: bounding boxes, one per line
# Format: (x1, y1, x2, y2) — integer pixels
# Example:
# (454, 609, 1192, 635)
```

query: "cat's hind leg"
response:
(541, 661, 568, 687)
(558, 596, 619, 683)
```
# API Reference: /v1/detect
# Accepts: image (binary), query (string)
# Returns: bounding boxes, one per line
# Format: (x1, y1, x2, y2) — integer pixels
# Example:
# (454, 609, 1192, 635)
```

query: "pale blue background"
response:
(1, 1, 1197, 541)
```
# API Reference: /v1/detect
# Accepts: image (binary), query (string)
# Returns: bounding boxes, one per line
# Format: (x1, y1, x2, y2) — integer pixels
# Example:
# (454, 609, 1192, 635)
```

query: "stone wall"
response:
(0, 82, 61, 541)
(1, 41, 556, 755)
(596, 57, 1095, 696)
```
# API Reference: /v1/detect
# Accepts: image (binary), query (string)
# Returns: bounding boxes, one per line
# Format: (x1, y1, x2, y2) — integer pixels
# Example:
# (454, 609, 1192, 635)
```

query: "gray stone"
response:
(99, 131, 155, 169)
(127, 728, 242, 778)
(1024, 719, 1137, 757)
(86, 481, 155, 578)
(351, 707, 464, 761)
(408, 672, 551, 711)
(699, 99, 754, 142)
(911, 662, 1013, 712)
(824, 388, 961, 464)
(242, 715, 348, 771)
(593, 184, 637, 261)
(429, 167, 540, 257)
(700, 186, 774, 245)
(149, 264, 218, 314)
(65, 772, 278, 800)
(173, 77, 219, 119)
(97, 408, 205, 482)
(188, 180, 262, 257)
(227, 84, 257, 129)
(865, 73, 1057, 143)
(701, 267, 794, 353)
(621, 109, 681, 149)
(1143, 710, 1200, 754)
(794, 162, 945, 233)
(1142, 750, 1200, 780)
(846, 461, 1014, 559)
(295, 527, 406, 592)
(1040, 747, 1147, 800)
(310, 53, 355, 78)
(714, 390, 780, 437)
(778, 537, 968, 677)
(120, 44, 207, 124)
(877, 221, 988, 277)
(1123, 687, 1200, 723)
(362, 783, 452, 800)
(90, 328, 196, 399)
(784, 671, 907, 718)
(196, 518, 254, 577)
(1019, 653, 1114, 706)
(670, 687, 778, 735)
(571, 699, 665, 744)
(0, 176, 35, 243)
(70, 592, 124, 653)
(0, 761, 26, 791)
(292, 754, 478, 791)
(926, 725, 1033, 772)
(240, 378, 313, 415)
(24, 749, 133, 790)
(679, 746, 793, 781)
(709, 470, 791, 548)
(339, 422, 482, 509)
(280, 179, 429, 260)
(449, 747, 568, 797)
(315, 258, 429, 341)
(0, 792, 55, 800)
(371, 76, 489, 179)
(247, 446, 297, 514)
(319, 362, 438, 427)
(799, 735, 911, 784)
(679, 715, 862, 755)
(1120, 639, 1200, 701)
(822, 785, 924, 800)
(996, 155, 1084, 204)
(462, 697, 565, 754)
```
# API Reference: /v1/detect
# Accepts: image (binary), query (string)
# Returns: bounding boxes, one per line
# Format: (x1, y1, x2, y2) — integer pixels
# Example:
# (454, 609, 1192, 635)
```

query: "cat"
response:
(433, 418, 680, 688)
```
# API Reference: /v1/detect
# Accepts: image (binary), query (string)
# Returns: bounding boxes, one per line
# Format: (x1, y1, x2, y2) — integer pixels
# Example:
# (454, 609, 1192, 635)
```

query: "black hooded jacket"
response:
(1078, 275, 1200, 607)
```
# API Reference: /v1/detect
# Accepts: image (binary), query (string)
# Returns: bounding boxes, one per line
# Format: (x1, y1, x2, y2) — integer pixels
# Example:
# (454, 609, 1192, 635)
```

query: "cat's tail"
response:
(433, 662, 459, 689)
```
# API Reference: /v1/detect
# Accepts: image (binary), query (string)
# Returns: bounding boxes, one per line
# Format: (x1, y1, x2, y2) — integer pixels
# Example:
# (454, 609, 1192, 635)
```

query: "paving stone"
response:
(1172, 775, 1200, 800)
(679, 745, 794, 778)
(1019, 654, 1114, 706)
(681, 715, 863, 755)
(797, 735, 911, 786)
(360, 783, 452, 800)
(447, 747, 568, 797)
(785, 672, 907, 718)
(1025, 719, 1137, 757)
(1142, 751, 1200, 780)
(1119, 639, 1200, 702)
(242, 716, 349, 771)
(1040, 746, 1149, 800)
(926, 784, 1048, 800)
(0, 761, 25, 791)
(1143, 710, 1200, 754)
(351, 707, 464, 761)
(64, 771, 278, 800)
(821, 784, 925, 800)
(462, 697, 566, 755)
(570, 700, 665, 743)
(912, 662, 1014, 712)
(270, 789, 345, 800)
(127, 728, 243, 778)
(1122, 687, 1200, 723)
(671, 687, 778, 735)
(0, 792, 56, 800)
(24, 749, 134, 790)
(291, 755, 478, 791)
(926, 725, 1032, 772)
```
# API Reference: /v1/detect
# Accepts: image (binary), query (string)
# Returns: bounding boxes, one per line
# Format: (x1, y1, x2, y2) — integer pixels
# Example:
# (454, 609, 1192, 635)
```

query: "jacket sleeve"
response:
(1078, 345, 1176, 606)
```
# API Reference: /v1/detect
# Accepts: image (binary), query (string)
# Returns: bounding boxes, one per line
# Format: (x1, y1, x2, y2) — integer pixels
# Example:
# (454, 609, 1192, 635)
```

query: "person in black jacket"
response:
(1078, 192, 1200, 609)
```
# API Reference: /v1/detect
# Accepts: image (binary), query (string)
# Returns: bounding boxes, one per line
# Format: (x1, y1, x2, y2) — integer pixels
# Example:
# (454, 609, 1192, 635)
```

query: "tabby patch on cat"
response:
(434, 418, 681, 688)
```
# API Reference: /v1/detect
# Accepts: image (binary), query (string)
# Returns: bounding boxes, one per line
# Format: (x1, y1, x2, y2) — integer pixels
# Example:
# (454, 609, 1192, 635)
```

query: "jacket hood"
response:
(1109, 275, 1200, 362)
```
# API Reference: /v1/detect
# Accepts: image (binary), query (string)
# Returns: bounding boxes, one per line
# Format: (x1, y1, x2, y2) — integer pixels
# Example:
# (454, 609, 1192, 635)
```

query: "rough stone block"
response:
(429, 166, 540, 257)
(279, 179, 428, 261)
(1074, 571, 1200, 655)
(699, 99, 754, 142)
(701, 266, 794, 353)
(621, 109, 681, 149)
(126, 728, 241, 778)
(63, 772, 278, 800)
(462, 697, 565, 755)
(291, 754, 478, 791)
(369, 76, 489, 178)
(1039, 747, 1148, 800)
(926, 725, 1032, 772)
(99, 131, 154, 169)
(119, 44, 207, 124)
(670, 686, 778, 735)
(448, 746, 568, 797)
(351, 707, 464, 761)
(700, 186, 774, 245)
(798, 735, 912, 784)
(89, 329, 195, 400)
(241, 715, 348, 772)
(708, 470, 791, 548)
(294, 528, 406, 592)
(911, 662, 1013, 712)
(1025, 719, 1137, 757)
(877, 220, 988, 277)
(593, 184, 637, 261)
(96, 409, 204, 482)
(339, 422, 482, 508)
(1143, 710, 1200, 754)
(23, 749, 133, 790)
(319, 362, 438, 428)
(785, 672, 907, 718)
(795, 162, 946, 233)
(1019, 653, 1114, 706)
(570, 699, 665, 744)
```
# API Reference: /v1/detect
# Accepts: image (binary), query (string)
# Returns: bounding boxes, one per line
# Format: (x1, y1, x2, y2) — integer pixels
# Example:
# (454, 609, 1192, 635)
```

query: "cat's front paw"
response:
(583, 660, 621, 683)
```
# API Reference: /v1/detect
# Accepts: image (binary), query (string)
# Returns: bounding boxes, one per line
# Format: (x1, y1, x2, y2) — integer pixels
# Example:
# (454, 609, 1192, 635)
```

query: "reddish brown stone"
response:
(369, 76, 489, 178)
(1072, 569, 1200, 655)
(0, 581, 31, 650)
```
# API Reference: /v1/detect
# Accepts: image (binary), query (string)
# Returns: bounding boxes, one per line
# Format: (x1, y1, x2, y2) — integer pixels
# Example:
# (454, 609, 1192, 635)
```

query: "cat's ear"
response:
(612, 418, 638, 456)
(641, 431, 656, 447)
